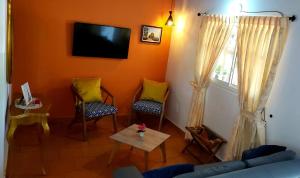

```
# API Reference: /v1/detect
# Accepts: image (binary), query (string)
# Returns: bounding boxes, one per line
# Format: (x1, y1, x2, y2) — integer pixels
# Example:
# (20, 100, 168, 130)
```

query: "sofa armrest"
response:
(113, 166, 143, 178)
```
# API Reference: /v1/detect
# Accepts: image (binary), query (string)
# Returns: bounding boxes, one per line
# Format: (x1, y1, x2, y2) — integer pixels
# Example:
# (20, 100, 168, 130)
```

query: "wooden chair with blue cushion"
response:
(131, 79, 169, 131)
(69, 78, 118, 141)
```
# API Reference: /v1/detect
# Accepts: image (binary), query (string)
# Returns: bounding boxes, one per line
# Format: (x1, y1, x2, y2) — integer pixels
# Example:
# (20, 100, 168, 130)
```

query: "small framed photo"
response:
(141, 25, 162, 44)
(21, 82, 33, 105)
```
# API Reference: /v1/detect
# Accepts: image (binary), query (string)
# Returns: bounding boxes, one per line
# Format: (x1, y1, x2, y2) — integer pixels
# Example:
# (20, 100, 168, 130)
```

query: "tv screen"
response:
(72, 22, 131, 59)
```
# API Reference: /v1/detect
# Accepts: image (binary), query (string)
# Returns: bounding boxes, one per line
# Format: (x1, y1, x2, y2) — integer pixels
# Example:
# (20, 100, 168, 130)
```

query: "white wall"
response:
(0, 0, 8, 177)
(166, 0, 300, 160)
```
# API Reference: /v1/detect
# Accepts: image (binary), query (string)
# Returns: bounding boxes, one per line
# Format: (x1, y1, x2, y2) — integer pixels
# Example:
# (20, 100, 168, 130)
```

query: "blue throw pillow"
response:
(241, 145, 286, 160)
(143, 164, 194, 178)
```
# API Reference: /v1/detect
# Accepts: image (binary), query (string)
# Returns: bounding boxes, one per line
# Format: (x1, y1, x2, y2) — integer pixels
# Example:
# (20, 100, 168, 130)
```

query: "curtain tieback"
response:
(241, 110, 267, 125)
(241, 110, 256, 119)
(190, 81, 207, 91)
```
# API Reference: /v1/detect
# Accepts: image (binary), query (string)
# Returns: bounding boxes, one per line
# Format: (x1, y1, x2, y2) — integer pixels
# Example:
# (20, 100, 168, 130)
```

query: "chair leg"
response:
(182, 139, 194, 153)
(93, 118, 100, 125)
(82, 118, 87, 141)
(158, 113, 164, 131)
(112, 114, 117, 133)
(69, 110, 80, 128)
(68, 118, 76, 129)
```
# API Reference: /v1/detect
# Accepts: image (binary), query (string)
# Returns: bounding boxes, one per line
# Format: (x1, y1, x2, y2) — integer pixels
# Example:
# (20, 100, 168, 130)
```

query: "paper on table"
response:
(21, 82, 33, 105)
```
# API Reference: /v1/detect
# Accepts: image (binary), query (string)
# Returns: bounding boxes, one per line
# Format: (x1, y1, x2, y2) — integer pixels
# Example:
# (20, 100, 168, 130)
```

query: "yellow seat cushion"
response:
(140, 79, 168, 103)
(73, 78, 102, 102)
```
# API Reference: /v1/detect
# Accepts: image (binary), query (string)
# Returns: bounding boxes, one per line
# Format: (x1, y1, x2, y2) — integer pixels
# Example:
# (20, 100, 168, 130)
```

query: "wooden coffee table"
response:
(108, 124, 170, 170)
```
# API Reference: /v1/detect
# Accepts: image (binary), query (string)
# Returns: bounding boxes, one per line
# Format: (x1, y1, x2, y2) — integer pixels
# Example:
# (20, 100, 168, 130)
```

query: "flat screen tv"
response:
(72, 22, 131, 59)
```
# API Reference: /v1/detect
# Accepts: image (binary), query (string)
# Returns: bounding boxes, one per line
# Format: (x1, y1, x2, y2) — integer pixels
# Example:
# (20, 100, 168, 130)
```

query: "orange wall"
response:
(12, 0, 172, 118)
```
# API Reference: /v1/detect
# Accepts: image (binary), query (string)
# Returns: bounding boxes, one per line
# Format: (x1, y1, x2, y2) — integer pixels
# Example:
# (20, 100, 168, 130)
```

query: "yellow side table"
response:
(6, 96, 51, 177)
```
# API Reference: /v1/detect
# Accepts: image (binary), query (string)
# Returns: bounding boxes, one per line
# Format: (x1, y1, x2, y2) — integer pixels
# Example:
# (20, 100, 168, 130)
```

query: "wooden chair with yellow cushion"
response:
(69, 78, 117, 140)
(131, 79, 169, 131)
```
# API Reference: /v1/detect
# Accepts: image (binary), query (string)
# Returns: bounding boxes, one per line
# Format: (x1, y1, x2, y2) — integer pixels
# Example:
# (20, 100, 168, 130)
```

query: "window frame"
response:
(211, 48, 238, 92)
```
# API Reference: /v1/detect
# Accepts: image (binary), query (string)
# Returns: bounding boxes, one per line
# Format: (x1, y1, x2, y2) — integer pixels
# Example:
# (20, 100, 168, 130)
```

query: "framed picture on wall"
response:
(140, 25, 162, 44)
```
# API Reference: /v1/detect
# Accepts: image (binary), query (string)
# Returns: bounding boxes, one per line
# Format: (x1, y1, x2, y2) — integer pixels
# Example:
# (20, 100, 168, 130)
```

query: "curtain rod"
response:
(197, 11, 296, 22)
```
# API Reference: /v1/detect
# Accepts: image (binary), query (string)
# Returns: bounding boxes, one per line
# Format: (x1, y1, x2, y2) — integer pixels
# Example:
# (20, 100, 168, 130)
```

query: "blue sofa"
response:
(113, 150, 300, 178)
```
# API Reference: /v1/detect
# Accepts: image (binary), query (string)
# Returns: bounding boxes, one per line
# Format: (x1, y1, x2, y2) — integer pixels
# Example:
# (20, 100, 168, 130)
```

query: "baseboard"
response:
(50, 113, 130, 121)
(164, 115, 186, 132)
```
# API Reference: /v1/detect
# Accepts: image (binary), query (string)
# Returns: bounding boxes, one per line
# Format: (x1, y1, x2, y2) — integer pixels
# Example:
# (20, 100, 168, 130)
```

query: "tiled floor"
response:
(7, 116, 213, 178)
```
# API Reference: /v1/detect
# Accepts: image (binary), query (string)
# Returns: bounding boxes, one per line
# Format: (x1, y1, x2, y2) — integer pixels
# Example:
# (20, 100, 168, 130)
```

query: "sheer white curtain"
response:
(185, 15, 234, 138)
(226, 16, 289, 160)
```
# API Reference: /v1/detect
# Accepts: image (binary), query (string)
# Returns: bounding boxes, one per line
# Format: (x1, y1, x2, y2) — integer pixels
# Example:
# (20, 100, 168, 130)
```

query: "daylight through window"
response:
(211, 25, 238, 88)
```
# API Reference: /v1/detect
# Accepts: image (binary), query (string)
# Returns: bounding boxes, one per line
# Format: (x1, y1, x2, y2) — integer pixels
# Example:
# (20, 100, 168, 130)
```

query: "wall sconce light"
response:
(165, 11, 174, 26)
(165, 0, 174, 26)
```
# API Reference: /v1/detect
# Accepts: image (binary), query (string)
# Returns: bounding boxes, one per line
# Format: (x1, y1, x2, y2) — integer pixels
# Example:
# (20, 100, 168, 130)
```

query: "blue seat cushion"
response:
(175, 161, 246, 178)
(85, 102, 117, 118)
(241, 145, 287, 160)
(133, 100, 162, 116)
(143, 164, 194, 178)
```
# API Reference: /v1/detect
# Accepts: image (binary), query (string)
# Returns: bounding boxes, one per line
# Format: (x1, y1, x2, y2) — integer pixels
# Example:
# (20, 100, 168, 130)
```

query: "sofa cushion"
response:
(241, 145, 286, 160)
(143, 164, 194, 178)
(174, 161, 246, 178)
(245, 150, 296, 168)
(113, 166, 143, 178)
(207, 159, 300, 178)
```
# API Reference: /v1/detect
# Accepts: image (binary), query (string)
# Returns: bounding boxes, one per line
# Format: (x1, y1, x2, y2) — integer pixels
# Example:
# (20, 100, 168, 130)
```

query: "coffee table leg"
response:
(38, 130, 46, 175)
(160, 142, 167, 162)
(108, 141, 120, 165)
(144, 151, 149, 171)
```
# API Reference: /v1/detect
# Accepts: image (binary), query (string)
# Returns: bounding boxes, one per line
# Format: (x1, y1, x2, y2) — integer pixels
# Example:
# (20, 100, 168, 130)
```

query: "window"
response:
(211, 25, 238, 88)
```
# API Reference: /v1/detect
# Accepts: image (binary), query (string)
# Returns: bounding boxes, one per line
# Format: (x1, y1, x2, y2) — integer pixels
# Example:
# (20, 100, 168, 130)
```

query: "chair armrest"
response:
(113, 166, 143, 178)
(71, 85, 84, 102)
(71, 85, 85, 119)
(132, 86, 143, 104)
(161, 88, 170, 111)
(101, 86, 113, 97)
(163, 89, 170, 104)
(101, 86, 115, 106)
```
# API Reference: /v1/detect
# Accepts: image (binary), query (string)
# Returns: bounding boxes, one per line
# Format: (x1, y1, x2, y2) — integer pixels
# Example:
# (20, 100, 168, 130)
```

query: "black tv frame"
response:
(72, 22, 131, 59)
